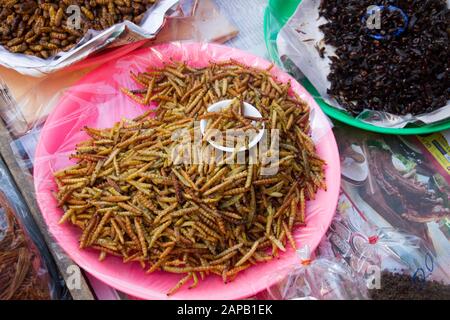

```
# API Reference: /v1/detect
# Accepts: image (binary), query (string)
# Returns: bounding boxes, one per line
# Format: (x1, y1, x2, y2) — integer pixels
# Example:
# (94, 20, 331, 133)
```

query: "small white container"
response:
(199, 99, 265, 153)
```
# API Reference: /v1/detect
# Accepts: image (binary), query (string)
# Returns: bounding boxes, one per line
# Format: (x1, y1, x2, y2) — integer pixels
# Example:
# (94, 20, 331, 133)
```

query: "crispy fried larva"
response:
(54, 60, 326, 295)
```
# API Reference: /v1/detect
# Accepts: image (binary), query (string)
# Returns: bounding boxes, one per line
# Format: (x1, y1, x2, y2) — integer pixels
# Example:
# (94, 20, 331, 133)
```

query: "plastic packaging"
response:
(262, 197, 448, 300)
(19, 42, 340, 299)
(275, 0, 450, 128)
(265, 246, 368, 300)
(0, 156, 66, 299)
(355, 228, 448, 283)
(327, 206, 450, 286)
(0, 0, 179, 77)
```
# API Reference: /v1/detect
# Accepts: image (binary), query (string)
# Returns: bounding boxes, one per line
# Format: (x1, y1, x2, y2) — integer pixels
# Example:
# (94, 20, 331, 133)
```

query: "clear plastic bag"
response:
(0, 0, 180, 76)
(0, 156, 66, 300)
(328, 214, 449, 285)
(353, 227, 448, 283)
(265, 246, 368, 300)
(149, 0, 239, 45)
(264, 227, 446, 300)
(323, 192, 450, 297)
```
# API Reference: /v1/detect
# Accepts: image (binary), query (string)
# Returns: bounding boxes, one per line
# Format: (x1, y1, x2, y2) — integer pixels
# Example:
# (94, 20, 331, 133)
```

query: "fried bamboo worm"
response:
(283, 221, 296, 250)
(58, 208, 74, 224)
(147, 245, 174, 273)
(268, 235, 286, 252)
(162, 265, 225, 273)
(111, 219, 125, 244)
(144, 77, 156, 105)
(134, 217, 148, 257)
(89, 211, 112, 246)
(189, 272, 199, 289)
(235, 240, 260, 267)
(298, 188, 306, 225)
(171, 173, 184, 204)
(199, 167, 228, 193)
(79, 214, 99, 249)
(167, 273, 193, 296)
(124, 216, 141, 251)
(149, 220, 172, 249)
(225, 264, 251, 278)
(202, 173, 245, 196)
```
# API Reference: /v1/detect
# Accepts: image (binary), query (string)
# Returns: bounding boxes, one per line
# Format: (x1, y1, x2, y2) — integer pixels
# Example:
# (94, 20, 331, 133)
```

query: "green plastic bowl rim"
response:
(263, 0, 450, 135)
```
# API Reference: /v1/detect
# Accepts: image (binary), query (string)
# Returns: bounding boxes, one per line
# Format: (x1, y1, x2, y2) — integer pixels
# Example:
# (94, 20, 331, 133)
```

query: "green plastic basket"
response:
(263, 0, 450, 135)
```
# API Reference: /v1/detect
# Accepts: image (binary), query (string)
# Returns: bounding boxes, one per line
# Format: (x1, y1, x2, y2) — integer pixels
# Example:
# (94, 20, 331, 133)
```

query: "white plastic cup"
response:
(199, 99, 265, 153)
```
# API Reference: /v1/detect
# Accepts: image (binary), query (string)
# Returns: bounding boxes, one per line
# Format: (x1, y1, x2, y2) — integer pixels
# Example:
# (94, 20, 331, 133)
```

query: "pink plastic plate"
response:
(34, 42, 341, 300)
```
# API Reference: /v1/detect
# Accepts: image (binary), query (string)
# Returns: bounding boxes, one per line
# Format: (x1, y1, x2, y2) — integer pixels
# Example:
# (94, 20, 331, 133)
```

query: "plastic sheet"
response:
(265, 245, 368, 300)
(25, 42, 340, 299)
(275, 0, 450, 128)
(0, 0, 179, 77)
(0, 156, 66, 300)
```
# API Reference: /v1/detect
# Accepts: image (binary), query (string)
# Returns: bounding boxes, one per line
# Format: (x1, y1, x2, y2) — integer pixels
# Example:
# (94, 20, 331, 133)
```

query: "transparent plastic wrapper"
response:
(363, 228, 447, 281)
(329, 219, 449, 286)
(0, 157, 66, 300)
(263, 214, 447, 300)
(0, 0, 179, 77)
(151, 0, 239, 45)
(275, 0, 450, 128)
(18, 42, 340, 299)
(209, 0, 268, 56)
(265, 246, 368, 300)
